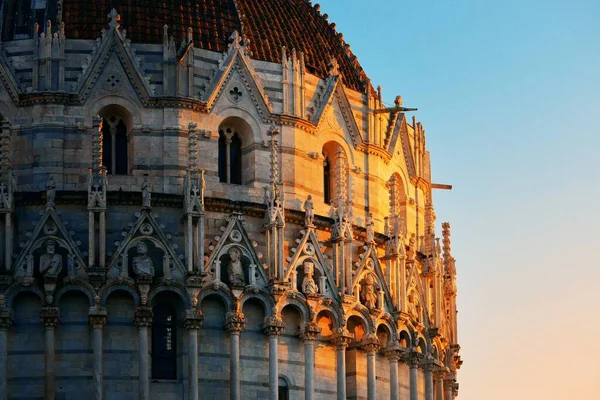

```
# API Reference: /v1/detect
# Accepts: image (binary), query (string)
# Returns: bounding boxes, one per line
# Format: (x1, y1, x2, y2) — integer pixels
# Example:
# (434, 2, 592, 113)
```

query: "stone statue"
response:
(361, 274, 377, 310)
(408, 291, 420, 323)
(46, 176, 56, 207)
(366, 212, 375, 242)
(141, 177, 151, 209)
(303, 195, 314, 226)
(227, 247, 245, 286)
(39, 240, 63, 277)
(301, 260, 318, 295)
(132, 241, 154, 277)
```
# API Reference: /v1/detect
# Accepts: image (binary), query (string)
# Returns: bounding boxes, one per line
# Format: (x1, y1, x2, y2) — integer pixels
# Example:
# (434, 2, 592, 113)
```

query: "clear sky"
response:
(318, 1, 600, 398)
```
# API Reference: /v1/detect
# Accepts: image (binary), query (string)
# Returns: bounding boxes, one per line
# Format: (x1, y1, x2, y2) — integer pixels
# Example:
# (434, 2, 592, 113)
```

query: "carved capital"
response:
(405, 350, 423, 369)
(299, 322, 321, 342)
(184, 309, 204, 330)
(40, 307, 60, 328)
(330, 328, 353, 349)
(89, 314, 107, 328)
(134, 306, 153, 328)
(263, 315, 284, 337)
(0, 309, 13, 329)
(359, 334, 381, 354)
(225, 311, 247, 333)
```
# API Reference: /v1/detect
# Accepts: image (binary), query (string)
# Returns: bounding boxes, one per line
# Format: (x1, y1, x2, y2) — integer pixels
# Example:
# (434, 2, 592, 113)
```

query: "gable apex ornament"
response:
(108, 9, 121, 30)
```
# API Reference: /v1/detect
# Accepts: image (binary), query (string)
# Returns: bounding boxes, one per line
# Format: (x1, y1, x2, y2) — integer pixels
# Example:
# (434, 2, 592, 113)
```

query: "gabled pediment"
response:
(202, 32, 272, 122)
(0, 52, 22, 103)
(107, 210, 185, 281)
(310, 76, 363, 148)
(352, 243, 395, 313)
(284, 226, 340, 301)
(76, 26, 154, 104)
(13, 206, 87, 280)
(205, 213, 268, 288)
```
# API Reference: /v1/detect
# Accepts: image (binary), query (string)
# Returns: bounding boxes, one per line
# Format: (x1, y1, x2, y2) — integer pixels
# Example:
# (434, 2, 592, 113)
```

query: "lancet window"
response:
(102, 116, 128, 175)
(218, 117, 252, 185)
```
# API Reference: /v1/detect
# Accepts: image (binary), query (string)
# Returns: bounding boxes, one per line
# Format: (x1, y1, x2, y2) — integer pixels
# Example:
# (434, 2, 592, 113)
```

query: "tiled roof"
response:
(62, 0, 368, 92)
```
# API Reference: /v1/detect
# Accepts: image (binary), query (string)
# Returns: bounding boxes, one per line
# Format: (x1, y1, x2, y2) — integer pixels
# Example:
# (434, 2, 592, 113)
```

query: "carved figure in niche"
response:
(366, 212, 375, 242)
(303, 195, 314, 227)
(301, 260, 319, 295)
(141, 177, 151, 209)
(408, 291, 420, 323)
(361, 274, 377, 310)
(46, 176, 56, 207)
(227, 247, 245, 286)
(132, 242, 154, 277)
(39, 240, 63, 277)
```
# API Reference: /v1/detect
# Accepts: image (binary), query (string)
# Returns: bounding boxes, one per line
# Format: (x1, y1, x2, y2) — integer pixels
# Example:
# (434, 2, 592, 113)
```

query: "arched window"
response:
(323, 154, 331, 204)
(217, 117, 252, 185)
(152, 303, 177, 380)
(278, 377, 289, 400)
(102, 116, 128, 175)
(322, 142, 346, 205)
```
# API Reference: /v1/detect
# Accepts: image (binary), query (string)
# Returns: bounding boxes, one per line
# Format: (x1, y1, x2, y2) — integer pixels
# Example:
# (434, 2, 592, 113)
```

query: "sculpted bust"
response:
(301, 261, 319, 295)
(132, 242, 154, 277)
(39, 240, 63, 277)
(227, 247, 245, 286)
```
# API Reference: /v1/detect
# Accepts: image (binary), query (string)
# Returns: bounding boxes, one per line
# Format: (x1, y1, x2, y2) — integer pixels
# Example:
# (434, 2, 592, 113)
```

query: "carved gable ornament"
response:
(353, 242, 394, 314)
(205, 213, 267, 289)
(107, 210, 185, 282)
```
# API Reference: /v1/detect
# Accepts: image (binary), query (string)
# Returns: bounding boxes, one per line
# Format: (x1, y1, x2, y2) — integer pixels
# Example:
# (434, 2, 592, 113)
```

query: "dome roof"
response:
(62, 0, 369, 91)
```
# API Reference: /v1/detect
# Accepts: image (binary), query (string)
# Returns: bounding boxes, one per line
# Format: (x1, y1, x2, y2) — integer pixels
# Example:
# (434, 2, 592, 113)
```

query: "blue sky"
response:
(318, 1, 600, 398)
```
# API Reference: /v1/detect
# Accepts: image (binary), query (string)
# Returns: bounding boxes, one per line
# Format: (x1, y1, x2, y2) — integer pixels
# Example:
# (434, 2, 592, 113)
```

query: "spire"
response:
(264, 124, 284, 227)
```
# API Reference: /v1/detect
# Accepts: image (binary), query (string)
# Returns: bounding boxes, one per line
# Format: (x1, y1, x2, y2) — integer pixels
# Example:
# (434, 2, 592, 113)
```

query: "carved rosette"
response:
(134, 306, 153, 328)
(299, 322, 321, 343)
(263, 315, 284, 337)
(184, 309, 204, 330)
(40, 307, 60, 328)
(225, 311, 247, 333)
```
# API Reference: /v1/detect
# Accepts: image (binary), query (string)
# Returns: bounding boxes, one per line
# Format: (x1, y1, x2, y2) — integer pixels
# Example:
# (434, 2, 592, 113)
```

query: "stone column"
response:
(424, 362, 435, 400)
(385, 349, 401, 400)
(40, 307, 60, 400)
(263, 316, 284, 400)
(134, 307, 153, 400)
(184, 310, 203, 400)
(89, 309, 107, 400)
(98, 211, 106, 268)
(0, 307, 13, 400)
(360, 337, 380, 400)
(300, 323, 321, 400)
(330, 331, 351, 400)
(225, 311, 247, 400)
(407, 351, 421, 400)
(434, 371, 445, 400)
(443, 377, 454, 400)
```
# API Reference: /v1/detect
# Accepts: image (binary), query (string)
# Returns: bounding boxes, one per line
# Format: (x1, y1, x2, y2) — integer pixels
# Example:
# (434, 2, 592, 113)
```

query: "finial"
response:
(108, 8, 120, 29)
